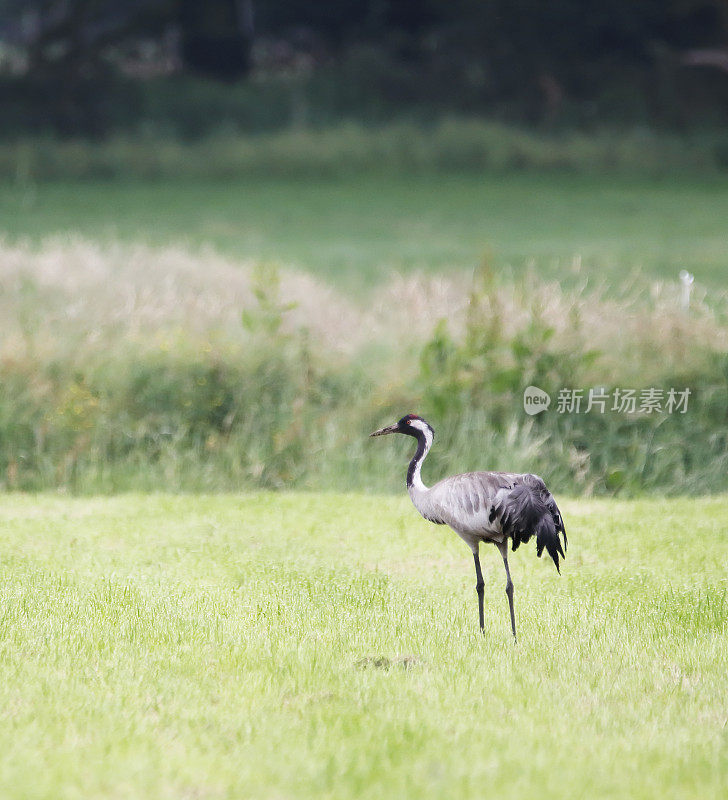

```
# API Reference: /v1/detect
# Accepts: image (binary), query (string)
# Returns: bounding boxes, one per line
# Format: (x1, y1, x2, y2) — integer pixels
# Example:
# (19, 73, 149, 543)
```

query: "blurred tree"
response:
(253, 0, 447, 58)
(0, 1, 171, 74)
(0, 0, 172, 133)
(250, 0, 728, 125)
(0, 0, 726, 134)
(178, 0, 253, 80)
(0, 0, 254, 79)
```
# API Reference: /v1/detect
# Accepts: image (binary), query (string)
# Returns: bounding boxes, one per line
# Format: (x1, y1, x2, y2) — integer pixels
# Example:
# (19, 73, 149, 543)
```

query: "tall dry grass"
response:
(0, 237, 726, 493)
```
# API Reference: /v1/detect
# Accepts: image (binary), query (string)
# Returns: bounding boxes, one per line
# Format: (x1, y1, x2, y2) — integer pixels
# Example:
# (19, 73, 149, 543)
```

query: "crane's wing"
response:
(495, 473, 567, 569)
(423, 470, 522, 533)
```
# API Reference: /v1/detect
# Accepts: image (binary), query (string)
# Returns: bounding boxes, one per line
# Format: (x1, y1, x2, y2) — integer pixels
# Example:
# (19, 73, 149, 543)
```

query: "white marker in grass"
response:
(679, 270, 694, 312)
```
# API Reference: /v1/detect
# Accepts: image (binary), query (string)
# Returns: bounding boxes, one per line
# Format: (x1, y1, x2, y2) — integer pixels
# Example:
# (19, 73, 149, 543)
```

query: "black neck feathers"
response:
(406, 429, 428, 489)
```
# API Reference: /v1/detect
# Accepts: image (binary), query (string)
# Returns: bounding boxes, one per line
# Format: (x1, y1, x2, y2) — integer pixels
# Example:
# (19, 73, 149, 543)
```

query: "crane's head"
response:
(370, 414, 434, 440)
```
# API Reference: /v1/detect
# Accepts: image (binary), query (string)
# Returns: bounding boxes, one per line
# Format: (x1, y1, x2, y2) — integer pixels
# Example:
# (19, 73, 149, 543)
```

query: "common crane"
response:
(370, 414, 567, 638)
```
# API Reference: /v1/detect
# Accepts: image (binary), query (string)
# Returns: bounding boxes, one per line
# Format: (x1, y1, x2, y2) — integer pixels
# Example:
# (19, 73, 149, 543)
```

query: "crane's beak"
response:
(369, 423, 400, 437)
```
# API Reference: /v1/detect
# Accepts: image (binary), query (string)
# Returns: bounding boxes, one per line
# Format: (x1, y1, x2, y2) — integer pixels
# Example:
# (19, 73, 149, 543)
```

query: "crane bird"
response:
(370, 414, 567, 638)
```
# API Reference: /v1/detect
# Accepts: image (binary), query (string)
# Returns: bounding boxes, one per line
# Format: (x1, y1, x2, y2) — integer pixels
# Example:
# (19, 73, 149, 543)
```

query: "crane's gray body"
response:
(410, 469, 533, 551)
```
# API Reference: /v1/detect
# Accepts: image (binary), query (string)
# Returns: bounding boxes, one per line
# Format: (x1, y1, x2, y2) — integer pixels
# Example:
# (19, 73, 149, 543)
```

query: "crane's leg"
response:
(496, 542, 516, 640)
(472, 547, 485, 633)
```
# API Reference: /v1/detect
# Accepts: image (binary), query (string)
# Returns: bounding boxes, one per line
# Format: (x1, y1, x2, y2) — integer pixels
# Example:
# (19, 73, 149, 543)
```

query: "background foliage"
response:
(1, 0, 728, 136)
(1, 238, 726, 496)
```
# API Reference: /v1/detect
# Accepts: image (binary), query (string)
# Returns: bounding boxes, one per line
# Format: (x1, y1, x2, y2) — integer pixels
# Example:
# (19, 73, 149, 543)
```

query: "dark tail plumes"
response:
(534, 514, 565, 573)
(499, 475, 567, 572)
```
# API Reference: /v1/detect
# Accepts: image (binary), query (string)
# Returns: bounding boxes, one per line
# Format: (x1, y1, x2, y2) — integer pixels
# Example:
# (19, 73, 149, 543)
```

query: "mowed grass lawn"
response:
(0, 493, 725, 799)
(2, 173, 728, 286)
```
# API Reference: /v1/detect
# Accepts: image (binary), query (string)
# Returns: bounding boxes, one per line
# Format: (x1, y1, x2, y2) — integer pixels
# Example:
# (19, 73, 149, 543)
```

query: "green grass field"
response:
(1, 493, 726, 799)
(3, 173, 728, 286)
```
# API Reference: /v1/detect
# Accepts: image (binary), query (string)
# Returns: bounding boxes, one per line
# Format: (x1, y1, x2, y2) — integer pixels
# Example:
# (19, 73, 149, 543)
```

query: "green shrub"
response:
(414, 270, 728, 495)
(2, 121, 728, 181)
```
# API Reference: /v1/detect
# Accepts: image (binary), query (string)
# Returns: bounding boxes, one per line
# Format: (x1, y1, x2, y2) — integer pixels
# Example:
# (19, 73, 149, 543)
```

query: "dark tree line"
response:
(0, 0, 727, 135)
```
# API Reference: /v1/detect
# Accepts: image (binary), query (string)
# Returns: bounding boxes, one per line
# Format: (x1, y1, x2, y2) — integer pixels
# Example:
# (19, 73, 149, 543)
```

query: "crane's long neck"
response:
(407, 428, 433, 495)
